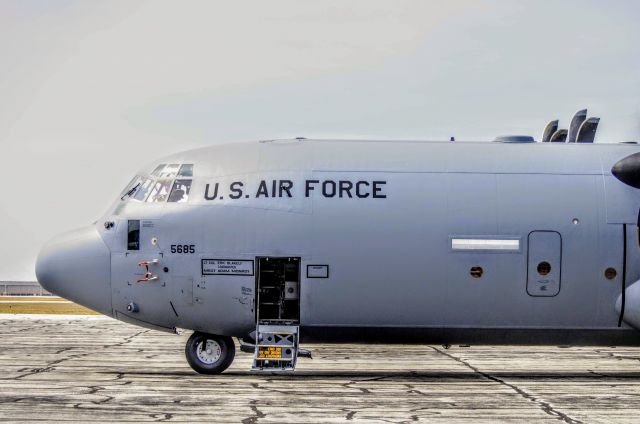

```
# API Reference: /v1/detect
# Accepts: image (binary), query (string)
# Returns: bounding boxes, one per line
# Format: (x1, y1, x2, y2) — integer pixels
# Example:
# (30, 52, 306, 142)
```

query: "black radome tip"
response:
(612, 152, 640, 189)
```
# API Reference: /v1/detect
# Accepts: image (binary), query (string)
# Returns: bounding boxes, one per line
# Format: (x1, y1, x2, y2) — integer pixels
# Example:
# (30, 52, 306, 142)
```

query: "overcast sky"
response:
(1, 0, 640, 280)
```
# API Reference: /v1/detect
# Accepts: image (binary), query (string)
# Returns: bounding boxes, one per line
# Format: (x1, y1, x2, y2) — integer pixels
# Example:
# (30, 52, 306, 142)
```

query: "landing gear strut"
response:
(185, 332, 235, 374)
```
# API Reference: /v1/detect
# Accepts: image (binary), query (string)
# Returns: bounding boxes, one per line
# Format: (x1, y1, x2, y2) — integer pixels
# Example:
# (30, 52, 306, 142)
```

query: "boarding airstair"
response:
(251, 324, 299, 371)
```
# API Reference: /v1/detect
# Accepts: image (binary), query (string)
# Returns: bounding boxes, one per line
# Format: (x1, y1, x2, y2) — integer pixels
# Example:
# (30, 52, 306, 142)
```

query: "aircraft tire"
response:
(185, 332, 235, 374)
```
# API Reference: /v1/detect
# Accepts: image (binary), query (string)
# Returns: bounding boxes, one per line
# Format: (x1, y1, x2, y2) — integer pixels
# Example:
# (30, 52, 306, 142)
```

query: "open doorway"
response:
(255, 257, 300, 324)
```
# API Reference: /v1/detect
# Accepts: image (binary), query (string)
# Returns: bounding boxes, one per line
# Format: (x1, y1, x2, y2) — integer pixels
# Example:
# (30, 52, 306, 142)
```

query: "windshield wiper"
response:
(121, 183, 141, 200)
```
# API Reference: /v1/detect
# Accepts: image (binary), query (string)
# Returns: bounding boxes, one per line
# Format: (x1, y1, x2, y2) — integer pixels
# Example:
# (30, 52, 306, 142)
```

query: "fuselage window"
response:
(150, 164, 166, 177)
(146, 179, 172, 203)
(127, 220, 140, 250)
(168, 179, 192, 203)
(178, 164, 194, 177)
(159, 164, 180, 178)
(133, 178, 154, 201)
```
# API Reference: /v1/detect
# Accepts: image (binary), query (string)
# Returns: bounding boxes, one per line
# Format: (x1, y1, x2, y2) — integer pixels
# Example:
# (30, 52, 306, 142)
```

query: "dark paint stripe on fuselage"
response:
(300, 326, 640, 346)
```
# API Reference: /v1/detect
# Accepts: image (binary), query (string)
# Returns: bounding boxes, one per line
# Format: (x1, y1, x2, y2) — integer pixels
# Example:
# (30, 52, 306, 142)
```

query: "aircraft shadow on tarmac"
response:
(97, 370, 640, 380)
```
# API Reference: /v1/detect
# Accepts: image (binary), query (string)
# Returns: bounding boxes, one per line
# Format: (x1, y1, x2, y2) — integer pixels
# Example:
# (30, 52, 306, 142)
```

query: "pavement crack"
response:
(102, 329, 149, 349)
(251, 381, 289, 396)
(430, 346, 583, 424)
(339, 373, 398, 394)
(360, 373, 400, 382)
(86, 385, 114, 405)
(342, 380, 372, 394)
(155, 413, 174, 422)
(588, 370, 609, 378)
(241, 400, 267, 424)
(3, 329, 150, 381)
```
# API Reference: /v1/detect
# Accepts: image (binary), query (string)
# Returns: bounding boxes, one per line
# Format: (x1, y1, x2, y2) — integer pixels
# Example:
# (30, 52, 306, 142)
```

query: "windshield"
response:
(147, 179, 172, 202)
(120, 176, 141, 200)
(121, 182, 140, 200)
(133, 178, 154, 201)
(119, 164, 194, 204)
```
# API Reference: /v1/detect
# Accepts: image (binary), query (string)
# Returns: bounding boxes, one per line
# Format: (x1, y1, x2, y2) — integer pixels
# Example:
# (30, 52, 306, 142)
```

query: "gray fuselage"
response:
(36, 139, 640, 345)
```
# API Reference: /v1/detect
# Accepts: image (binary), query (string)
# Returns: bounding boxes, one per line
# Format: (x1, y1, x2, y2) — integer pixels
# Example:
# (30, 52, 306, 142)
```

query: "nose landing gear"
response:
(185, 332, 235, 374)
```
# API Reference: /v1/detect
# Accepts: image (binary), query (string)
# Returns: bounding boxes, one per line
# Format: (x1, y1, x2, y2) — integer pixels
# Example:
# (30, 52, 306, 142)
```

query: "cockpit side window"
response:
(146, 179, 172, 203)
(168, 179, 192, 203)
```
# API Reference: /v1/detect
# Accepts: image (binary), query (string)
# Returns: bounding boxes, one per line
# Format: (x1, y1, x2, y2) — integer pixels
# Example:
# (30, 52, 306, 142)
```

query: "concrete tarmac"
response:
(1, 315, 640, 423)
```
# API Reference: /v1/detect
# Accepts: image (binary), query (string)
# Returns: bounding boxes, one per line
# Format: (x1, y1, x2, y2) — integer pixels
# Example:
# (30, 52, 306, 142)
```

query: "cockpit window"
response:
(120, 176, 139, 195)
(178, 164, 194, 177)
(159, 164, 180, 178)
(121, 181, 141, 200)
(146, 179, 172, 203)
(150, 164, 166, 177)
(121, 164, 194, 205)
(120, 176, 141, 200)
(133, 178, 154, 201)
(168, 179, 192, 203)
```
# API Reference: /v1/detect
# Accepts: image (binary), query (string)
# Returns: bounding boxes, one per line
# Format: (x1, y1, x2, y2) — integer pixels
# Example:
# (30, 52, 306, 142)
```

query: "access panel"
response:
(527, 231, 562, 297)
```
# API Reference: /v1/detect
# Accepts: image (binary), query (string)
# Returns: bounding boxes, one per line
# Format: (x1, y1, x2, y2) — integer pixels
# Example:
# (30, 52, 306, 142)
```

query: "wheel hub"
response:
(196, 339, 222, 364)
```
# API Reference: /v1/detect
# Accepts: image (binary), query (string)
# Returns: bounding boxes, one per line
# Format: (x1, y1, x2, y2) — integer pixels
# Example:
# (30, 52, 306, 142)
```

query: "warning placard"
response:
(202, 259, 254, 276)
(258, 346, 282, 359)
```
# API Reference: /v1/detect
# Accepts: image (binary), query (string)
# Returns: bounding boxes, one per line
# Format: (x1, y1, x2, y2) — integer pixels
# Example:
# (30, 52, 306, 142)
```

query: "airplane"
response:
(35, 109, 640, 374)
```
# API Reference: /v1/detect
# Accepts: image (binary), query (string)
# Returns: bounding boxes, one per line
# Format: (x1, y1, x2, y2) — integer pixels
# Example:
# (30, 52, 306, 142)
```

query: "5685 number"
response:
(170, 244, 195, 254)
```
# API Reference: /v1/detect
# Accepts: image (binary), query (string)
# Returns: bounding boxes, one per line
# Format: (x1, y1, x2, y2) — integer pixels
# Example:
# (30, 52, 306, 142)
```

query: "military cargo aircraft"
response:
(36, 110, 640, 374)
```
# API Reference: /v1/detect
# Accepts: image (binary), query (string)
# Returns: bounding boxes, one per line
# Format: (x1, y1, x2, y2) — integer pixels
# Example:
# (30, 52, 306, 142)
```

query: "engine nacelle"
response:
(616, 280, 640, 330)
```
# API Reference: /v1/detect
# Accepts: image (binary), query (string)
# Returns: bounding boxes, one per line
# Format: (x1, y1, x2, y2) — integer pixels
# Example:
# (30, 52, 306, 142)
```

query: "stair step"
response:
(251, 324, 299, 372)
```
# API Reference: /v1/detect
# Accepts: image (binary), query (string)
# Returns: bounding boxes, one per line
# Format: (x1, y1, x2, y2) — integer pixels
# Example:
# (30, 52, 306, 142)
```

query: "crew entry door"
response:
(252, 257, 301, 372)
(527, 231, 562, 297)
(255, 257, 300, 324)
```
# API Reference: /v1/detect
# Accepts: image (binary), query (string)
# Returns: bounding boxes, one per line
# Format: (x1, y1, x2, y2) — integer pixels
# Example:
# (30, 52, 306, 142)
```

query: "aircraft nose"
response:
(36, 226, 112, 316)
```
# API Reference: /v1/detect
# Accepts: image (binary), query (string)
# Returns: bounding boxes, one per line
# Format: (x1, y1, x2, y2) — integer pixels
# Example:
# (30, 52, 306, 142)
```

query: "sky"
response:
(1, 0, 640, 281)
